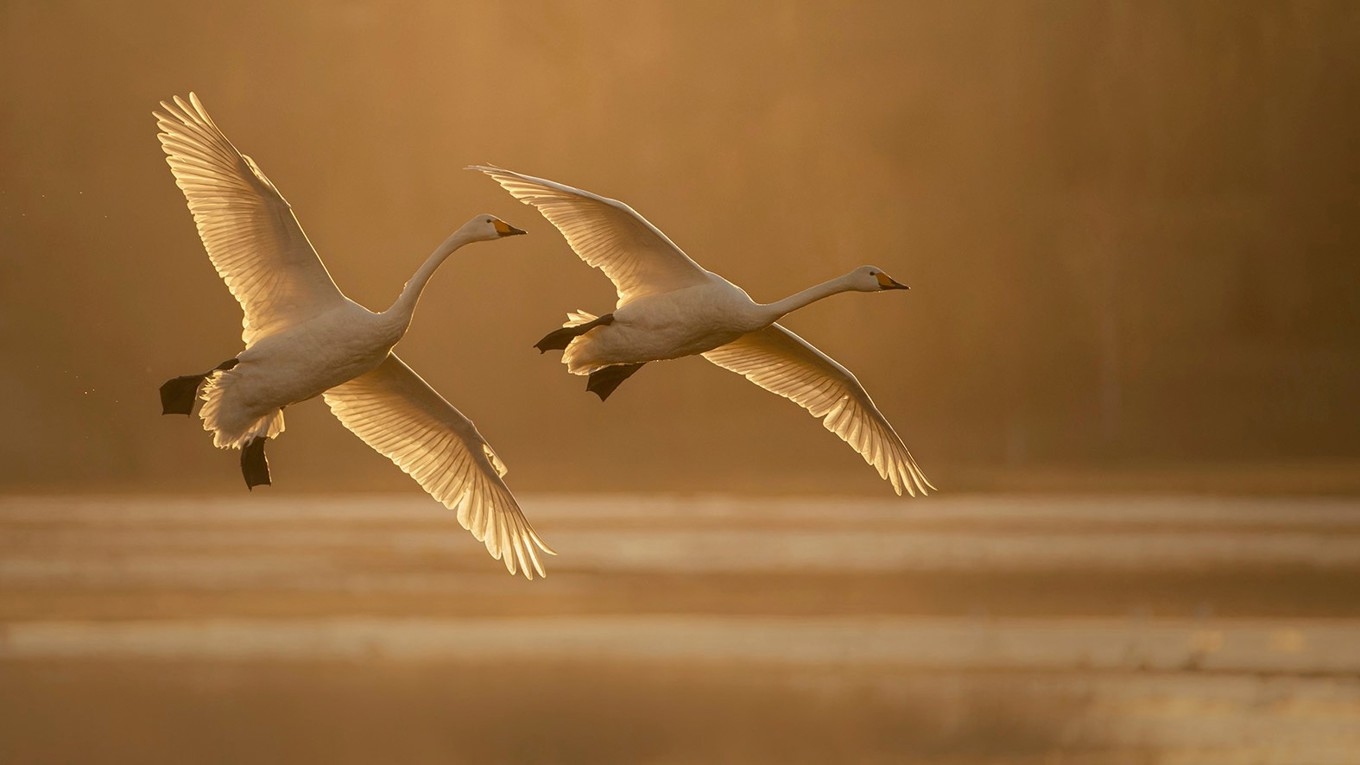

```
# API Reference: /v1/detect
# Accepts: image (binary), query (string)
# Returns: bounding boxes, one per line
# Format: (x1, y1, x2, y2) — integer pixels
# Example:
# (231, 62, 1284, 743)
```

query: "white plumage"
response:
(470, 165, 934, 497)
(156, 94, 552, 577)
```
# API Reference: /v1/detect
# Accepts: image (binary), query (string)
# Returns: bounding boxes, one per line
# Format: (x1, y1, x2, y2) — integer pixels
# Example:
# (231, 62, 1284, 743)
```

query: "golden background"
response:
(3, 1, 1356, 495)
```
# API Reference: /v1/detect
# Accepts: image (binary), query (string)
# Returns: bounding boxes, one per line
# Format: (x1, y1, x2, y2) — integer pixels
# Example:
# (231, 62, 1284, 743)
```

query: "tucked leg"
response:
(534, 313, 614, 353)
(159, 358, 238, 415)
(586, 362, 647, 401)
(240, 436, 271, 490)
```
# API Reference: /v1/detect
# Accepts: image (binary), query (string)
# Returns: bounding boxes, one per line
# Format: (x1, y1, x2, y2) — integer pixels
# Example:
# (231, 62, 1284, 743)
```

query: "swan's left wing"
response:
(155, 93, 344, 345)
(468, 165, 711, 306)
(702, 325, 934, 497)
(323, 354, 554, 578)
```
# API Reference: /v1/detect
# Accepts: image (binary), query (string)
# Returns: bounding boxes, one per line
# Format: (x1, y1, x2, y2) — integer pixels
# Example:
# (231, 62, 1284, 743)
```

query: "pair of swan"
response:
(156, 93, 932, 580)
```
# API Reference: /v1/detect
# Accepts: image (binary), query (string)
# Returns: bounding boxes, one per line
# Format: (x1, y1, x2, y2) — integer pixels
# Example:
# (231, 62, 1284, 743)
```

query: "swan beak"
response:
(494, 220, 527, 237)
(876, 272, 910, 291)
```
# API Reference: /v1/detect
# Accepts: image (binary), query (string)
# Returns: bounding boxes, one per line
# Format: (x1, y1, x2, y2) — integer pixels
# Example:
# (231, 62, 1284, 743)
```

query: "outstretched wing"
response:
(156, 93, 344, 345)
(468, 165, 711, 306)
(702, 325, 934, 497)
(323, 354, 554, 578)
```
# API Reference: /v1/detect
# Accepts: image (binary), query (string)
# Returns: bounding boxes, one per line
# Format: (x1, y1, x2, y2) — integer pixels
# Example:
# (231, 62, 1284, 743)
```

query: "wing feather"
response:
(468, 165, 710, 305)
(155, 93, 343, 345)
(324, 354, 554, 578)
(702, 325, 934, 497)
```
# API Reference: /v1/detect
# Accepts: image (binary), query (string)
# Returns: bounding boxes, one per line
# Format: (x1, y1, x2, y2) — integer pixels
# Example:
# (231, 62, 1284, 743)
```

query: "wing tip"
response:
(891, 454, 936, 498)
(499, 539, 551, 581)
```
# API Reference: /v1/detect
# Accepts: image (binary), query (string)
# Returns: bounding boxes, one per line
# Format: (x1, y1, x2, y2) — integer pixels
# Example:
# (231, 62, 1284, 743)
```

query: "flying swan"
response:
(470, 165, 934, 496)
(154, 94, 553, 578)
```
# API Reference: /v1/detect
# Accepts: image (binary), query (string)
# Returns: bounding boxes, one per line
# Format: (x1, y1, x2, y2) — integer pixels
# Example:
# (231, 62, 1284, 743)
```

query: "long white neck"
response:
(757, 272, 859, 324)
(381, 228, 476, 332)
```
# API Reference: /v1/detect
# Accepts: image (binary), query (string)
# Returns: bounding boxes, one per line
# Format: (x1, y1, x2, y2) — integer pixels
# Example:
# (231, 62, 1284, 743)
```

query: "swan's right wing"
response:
(156, 93, 344, 345)
(702, 325, 934, 497)
(323, 354, 554, 579)
(469, 165, 710, 305)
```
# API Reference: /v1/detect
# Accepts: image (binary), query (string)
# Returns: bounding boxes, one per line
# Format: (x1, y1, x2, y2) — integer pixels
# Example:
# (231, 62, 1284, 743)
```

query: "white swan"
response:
(154, 94, 553, 578)
(470, 166, 934, 496)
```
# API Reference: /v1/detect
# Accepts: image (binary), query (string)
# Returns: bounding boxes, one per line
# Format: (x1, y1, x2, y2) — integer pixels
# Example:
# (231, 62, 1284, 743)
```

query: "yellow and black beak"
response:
(876, 272, 910, 291)
(494, 219, 527, 237)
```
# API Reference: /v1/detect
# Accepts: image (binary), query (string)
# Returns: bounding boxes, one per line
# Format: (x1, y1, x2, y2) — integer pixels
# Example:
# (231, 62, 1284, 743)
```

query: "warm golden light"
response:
(1, 2, 1357, 762)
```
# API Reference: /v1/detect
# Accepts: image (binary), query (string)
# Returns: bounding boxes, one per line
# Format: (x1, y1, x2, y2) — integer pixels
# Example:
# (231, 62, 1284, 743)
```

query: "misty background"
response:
(2, 0, 1357, 495)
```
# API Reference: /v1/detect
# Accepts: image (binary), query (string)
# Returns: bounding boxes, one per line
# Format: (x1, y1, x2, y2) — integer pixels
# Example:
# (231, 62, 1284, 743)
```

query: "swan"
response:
(470, 166, 934, 496)
(154, 94, 553, 578)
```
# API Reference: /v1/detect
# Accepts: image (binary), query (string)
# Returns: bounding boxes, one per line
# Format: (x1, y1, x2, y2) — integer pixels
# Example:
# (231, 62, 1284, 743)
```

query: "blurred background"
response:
(3, 2, 1359, 763)
(3, 0, 1357, 494)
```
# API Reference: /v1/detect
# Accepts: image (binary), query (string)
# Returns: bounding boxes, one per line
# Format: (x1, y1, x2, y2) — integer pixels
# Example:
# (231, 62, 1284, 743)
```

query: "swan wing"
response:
(468, 165, 710, 305)
(323, 354, 554, 578)
(702, 324, 934, 497)
(155, 93, 344, 345)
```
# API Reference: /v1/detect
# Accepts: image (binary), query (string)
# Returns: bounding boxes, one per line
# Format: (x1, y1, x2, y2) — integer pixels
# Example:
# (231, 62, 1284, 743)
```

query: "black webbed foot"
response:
(586, 363, 646, 401)
(240, 437, 271, 490)
(159, 375, 207, 415)
(159, 358, 238, 415)
(534, 313, 614, 353)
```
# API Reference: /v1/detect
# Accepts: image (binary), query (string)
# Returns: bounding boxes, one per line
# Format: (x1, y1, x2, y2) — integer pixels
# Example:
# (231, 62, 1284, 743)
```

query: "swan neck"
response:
(760, 274, 856, 323)
(384, 229, 473, 329)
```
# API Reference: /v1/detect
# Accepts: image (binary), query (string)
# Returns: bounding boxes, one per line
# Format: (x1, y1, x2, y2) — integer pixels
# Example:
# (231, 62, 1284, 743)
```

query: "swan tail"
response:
(564, 310, 598, 327)
(198, 369, 286, 449)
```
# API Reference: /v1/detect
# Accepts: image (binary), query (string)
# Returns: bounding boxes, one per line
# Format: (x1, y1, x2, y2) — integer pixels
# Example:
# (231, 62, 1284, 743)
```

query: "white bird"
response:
(154, 94, 553, 578)
(470, 165, 934, 496)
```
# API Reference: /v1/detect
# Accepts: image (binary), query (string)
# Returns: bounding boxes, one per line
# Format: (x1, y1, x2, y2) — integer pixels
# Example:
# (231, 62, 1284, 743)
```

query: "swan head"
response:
(852, 265, 910, 292)
(459, 214, 527, 242)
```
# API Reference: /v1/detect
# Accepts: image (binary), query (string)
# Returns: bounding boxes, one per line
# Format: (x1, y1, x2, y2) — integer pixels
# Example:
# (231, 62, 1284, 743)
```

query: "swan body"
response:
(569, 282, 757, 370)
(201, 300, 393, 447)
(156, 94, 552, 577)
(470, 165, 934, 497)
